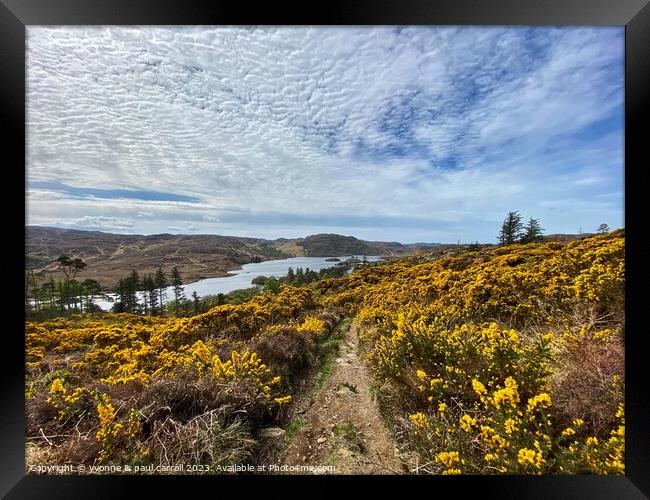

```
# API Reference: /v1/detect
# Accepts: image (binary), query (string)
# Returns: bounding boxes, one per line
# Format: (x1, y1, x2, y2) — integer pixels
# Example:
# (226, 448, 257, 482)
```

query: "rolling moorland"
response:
(25, 229, 624, 474)
(25, 226, 442, 288)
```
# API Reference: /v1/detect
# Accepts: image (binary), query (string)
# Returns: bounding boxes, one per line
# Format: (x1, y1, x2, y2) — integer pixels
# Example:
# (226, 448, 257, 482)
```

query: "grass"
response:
(315, 351, 337, 390)
(324, 420, 365, 466)
(331, 420, 365, 453)
(285, 417, 308, 440)
(314, 316, 352, 390)
(331, 316, 353, 337)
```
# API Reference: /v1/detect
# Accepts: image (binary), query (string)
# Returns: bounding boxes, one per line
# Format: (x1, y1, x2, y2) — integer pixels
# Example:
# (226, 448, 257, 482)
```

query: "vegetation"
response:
(25, 256, 106, 321)
(498, 211, 524, 245)
(25, 229, 624, 475)
(321, 229, 624, 474)
(251, 262, 357, 292)
(498, 211, 546, 246)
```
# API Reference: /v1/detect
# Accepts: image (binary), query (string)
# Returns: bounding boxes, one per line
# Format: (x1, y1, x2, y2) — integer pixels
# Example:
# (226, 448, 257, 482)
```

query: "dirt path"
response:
(279, 319, 405, 474)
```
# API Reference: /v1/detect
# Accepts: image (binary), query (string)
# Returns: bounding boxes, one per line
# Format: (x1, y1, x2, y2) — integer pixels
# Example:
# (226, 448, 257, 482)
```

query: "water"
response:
(93, 255, 382, 311)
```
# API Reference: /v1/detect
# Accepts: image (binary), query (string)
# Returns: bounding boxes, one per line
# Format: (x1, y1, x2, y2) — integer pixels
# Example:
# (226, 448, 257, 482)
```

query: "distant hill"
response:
(543, 233, 594, 242)
(294, 233, 425, 257)
(25, 226, 436, 288)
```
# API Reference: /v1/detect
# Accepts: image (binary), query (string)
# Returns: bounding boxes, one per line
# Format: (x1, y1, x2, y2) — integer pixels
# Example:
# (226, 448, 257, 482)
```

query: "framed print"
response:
(3, 0, 649, 497)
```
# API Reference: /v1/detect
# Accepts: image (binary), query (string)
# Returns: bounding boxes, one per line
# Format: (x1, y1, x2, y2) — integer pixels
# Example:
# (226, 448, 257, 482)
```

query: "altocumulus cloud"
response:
(72, 216, 135, 230)
(26, 27, 624, 242)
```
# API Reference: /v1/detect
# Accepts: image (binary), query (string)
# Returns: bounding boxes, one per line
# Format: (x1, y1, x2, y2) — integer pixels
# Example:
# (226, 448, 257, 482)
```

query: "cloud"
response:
(26, 27, 624, 242)
(167, 226, 182, 231)
(72, 216, 135, 230)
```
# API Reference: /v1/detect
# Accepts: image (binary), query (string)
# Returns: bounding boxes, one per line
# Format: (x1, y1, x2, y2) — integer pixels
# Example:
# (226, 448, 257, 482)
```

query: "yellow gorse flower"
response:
(436, 451, 461, 468)
(274, 395, 292, 406)
(459, 414, 477, 432)
(472, 379, 487, 397)
(410, 412, 430, 428)
(527, 393, 552, 413)
(492, 377, 520, 409)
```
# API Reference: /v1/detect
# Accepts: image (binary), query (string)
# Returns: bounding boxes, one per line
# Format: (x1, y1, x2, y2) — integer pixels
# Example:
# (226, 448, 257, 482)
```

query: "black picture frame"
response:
(4, 0, 648, 497)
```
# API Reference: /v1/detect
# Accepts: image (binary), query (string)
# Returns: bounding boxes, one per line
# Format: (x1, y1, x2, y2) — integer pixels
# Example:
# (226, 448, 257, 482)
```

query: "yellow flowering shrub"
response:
(341, 233, 624, 474)
(296, 316, 327, 337)
(46, 378, 85, 421)
(25, 231, 624, 474)
(95, 393, 123, 463)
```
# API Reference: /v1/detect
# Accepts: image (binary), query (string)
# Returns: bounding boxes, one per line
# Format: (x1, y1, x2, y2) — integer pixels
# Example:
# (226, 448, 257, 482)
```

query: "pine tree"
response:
(143, 274, 158, 315)
(114, 278, 127, 312)
(155, 266, 168, 315)
(171, 266, 185, 309)
(520, 218, 545, 243)
(56, 255, 87, 282)
(192, 291, 199, 314)
(287, 267, 295, 282)
(42, 277, 56, 309)
(295, 267, 304, 285)
(498, 211, 524, 246)
(81, 279, 102, 312)
(597, 223, 610, 234)
(127, 269, 140, 313)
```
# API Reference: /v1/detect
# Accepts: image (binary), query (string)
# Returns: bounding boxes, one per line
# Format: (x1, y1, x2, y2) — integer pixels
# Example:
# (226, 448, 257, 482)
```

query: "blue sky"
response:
(26, 27, 624, 243)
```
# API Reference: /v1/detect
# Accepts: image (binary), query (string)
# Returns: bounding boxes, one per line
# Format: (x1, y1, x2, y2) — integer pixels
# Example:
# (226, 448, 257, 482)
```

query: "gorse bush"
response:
(25, 231, 624, 474)
(26, 285, 340, 471)
(325, 231, 624, 474)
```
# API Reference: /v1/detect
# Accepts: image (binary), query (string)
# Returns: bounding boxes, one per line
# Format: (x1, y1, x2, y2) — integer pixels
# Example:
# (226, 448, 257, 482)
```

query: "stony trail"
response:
(279, 318, 406, 474)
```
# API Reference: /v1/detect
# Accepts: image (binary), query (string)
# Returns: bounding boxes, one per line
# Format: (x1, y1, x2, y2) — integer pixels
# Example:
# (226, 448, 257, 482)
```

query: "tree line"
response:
(25, 255, 197, 319)
(25, 256, 103, 318)
(112, 265, 188, 315)
(251, 259, 369, 292)
(497, 211, 611, 246)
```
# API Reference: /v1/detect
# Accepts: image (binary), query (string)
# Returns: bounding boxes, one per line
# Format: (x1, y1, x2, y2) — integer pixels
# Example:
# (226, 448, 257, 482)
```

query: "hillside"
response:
(25, 231, 624, 475)
(26, 226, 288, 288)
(25, 226, 433, 288)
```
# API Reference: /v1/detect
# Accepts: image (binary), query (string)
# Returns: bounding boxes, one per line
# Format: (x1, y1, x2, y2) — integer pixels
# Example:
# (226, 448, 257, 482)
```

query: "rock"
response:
(317, 437, 327, 444)
(258, 427, 286, 439)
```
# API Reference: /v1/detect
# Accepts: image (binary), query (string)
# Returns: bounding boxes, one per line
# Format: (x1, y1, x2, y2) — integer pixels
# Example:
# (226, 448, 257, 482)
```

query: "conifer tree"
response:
(155, 266, 168, 315)
(498, 211, 524, 246)
(143, 274, 158, 315)
(171, 266, 185, 309)
(520, 218, 545, 243)
(192, 291, 199, 314)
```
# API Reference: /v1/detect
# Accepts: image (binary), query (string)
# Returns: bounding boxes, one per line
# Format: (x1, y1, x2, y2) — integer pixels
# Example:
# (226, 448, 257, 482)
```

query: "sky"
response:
(26, 27, 624, 244)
